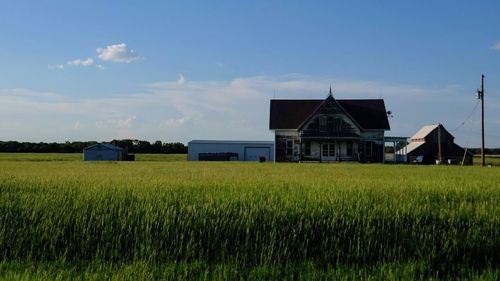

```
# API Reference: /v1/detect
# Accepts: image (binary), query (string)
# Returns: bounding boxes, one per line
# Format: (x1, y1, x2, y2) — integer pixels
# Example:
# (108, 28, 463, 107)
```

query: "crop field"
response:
(0, 154, 499, 280)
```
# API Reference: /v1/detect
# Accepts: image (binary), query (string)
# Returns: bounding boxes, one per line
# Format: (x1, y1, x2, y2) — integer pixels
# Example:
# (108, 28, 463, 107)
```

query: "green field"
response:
(1, 154, 499, 280)
(0, 153, 186, 162)
(474, 155, 500, 166)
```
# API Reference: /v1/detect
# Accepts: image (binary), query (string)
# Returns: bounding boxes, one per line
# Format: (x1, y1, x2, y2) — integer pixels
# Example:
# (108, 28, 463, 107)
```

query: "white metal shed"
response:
(188, 140, 275, 162)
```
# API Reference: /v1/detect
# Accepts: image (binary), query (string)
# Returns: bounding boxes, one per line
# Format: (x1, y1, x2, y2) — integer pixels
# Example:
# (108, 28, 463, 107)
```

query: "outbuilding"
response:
(83, 143, 126, 161)
(401, 124, 473, 165)
(188, 140, 275, 162)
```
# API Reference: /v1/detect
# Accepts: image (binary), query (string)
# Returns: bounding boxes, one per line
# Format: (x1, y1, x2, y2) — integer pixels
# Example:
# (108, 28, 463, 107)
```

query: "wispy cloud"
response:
(73, 121, 82, 130)
(68, 57, 94, 66)
(96, 115, 137, 129)
(492, 41, 500, 50)
(96, 43, 140, 63)
(0, 75, 498, 145)
(177, 74, 186, 84)
(48, 64, 65, 70)
(160, 117, 190, 128)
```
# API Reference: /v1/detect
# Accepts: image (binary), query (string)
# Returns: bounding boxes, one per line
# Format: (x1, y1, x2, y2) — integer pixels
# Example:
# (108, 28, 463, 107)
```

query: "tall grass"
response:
(1, 160, 499, 279)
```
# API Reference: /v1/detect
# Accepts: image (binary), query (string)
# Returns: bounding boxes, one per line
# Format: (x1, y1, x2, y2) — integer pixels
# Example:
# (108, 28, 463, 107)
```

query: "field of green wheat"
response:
(0, 154, 499, 280)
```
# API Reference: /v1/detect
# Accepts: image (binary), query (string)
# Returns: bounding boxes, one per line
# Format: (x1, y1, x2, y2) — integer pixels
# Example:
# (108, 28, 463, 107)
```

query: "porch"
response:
(383, 136, 408, 164)
(300, 139, 360, 162)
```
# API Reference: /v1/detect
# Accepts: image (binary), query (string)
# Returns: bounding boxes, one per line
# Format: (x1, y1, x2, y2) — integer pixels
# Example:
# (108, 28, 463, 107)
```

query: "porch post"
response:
(320, 141, 322, 163)
(393, 141, 396, 163)
(299, 136, 302, 163)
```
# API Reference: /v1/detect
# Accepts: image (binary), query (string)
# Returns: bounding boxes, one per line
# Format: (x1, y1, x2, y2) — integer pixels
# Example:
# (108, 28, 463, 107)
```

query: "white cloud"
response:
(0, 75, 499, 146)
(492, 42, 500, 50)
(1, 88, 63, 99)
(50, 43, 139, 70)
(177, 74, 186, 84)
(48, 64, 65, 70)
(96, 43, 140, 63)
(68, 57, 94, 66)
(96, 115, 137, 129)
(160, 117, 190, 128)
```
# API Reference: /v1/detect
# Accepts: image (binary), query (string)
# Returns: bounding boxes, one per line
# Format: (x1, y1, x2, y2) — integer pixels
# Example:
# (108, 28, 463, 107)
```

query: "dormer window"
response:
(334, 117, 342, 132)
(319, 115, 327, 132)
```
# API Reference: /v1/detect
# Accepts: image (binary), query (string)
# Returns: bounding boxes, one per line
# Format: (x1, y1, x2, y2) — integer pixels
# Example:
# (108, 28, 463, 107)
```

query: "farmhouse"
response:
(403, 124, 473, 165)
(83, 142, 127, 161)
(270, 91, 390, 162)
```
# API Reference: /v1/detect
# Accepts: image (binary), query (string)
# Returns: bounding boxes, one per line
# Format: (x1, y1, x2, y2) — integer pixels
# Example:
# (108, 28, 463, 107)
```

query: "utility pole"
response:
(437, 124, 442, 164)
(477, 74, 485, 167)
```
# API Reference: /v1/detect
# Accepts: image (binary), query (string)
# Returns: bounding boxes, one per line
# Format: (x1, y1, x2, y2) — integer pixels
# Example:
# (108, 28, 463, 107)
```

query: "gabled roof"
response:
(410, 124, 439, 140)
(84, 142, 123, 151)
(410, 124, 454, 142)
(404, 124, 459, 155)
(269, 98, 390, 130)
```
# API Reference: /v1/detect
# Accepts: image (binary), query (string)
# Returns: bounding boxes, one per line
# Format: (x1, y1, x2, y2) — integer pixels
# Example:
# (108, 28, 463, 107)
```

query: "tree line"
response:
(0, 140, 187, 154)
(467, 148, 500, 155)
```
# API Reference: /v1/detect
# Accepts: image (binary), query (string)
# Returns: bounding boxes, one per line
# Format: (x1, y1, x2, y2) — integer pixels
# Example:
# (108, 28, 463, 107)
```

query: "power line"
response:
(450, 100, 480, 132)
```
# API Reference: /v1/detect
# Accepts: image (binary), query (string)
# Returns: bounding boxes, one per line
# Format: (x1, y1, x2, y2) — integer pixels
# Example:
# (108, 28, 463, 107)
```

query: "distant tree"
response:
(0, 140, 187, 154)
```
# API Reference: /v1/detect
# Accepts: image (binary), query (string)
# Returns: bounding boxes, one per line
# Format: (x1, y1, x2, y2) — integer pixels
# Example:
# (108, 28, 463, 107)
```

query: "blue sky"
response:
(1, 1, 499, 147)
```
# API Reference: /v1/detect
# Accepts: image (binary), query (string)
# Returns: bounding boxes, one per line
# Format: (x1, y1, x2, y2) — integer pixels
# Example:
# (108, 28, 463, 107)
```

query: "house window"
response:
(334, 117, 343, 132)
(304, 141, 311, 156)
(321, 143, 335, 157)
(319, 115, 327, 132)
(365, 141, 373, 157)
(286, 139, 293, 156)
(346, 141, 353, 157)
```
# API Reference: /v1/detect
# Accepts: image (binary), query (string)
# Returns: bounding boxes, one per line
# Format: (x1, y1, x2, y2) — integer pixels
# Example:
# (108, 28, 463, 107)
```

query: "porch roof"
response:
(301, 136, 361, 141)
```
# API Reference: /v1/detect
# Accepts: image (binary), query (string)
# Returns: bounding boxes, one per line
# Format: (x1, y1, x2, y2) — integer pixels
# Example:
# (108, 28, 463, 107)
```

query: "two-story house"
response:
(269, 91, 390, 162)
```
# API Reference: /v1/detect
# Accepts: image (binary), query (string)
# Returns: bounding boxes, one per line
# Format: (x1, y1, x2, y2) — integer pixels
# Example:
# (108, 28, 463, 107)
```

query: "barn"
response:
(188, 140, 274, 162)
(402, 124, 473, 165)
(83, 143, 126, 161)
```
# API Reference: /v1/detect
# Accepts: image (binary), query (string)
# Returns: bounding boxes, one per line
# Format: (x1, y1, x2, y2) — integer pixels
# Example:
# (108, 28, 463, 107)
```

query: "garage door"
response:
(244, 147, 270, 161)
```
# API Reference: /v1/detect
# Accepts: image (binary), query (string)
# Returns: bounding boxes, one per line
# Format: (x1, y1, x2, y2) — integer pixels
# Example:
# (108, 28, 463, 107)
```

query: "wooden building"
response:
(269, 92, 390, 163)
(403, 124, 473, 165)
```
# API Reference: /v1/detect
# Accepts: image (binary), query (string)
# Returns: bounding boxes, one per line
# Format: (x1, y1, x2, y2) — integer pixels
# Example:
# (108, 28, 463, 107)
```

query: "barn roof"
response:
(269, 99, 390, 130)
(410, 124, 439, 140)
(404, 124, 459, 155)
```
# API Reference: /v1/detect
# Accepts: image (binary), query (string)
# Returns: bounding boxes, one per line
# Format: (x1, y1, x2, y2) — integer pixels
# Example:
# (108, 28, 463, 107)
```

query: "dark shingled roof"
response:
(269, 99, 390, 130)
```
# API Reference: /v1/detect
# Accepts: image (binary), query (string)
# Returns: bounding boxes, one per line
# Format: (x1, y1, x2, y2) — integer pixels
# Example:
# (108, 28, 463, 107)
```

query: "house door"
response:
(321, 143, 336, 161)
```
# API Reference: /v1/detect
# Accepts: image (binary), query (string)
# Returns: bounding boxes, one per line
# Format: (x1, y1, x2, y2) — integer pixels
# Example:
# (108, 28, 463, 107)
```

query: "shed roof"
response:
(399, 141, 425, 155)
(269, 99, 390, 130)
(84, 143, 123, 151)
(189, 140, 274, 145)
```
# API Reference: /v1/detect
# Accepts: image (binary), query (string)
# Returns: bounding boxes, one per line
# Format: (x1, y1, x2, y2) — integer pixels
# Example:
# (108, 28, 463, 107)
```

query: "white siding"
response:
(188, 140, 275, 162)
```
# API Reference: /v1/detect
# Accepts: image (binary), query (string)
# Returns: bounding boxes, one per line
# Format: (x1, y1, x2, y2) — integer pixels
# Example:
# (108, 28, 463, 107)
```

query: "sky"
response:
(0, 0, 499, 147)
